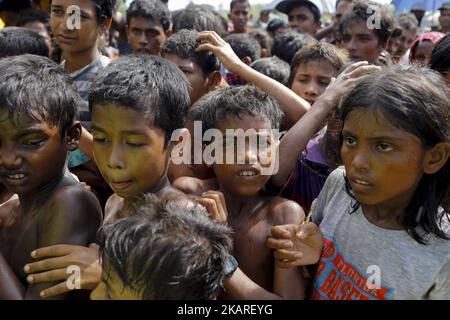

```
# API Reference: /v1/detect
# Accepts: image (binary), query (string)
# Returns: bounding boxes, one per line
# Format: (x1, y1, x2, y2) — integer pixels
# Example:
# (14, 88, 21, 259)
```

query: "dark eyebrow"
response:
(342, 130, 406, 142)
(91, 125, 105, 133)
(15, 128, 46, 138)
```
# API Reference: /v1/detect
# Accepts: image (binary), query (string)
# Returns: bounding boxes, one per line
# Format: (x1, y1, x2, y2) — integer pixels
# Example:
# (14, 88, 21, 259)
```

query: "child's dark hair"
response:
(0, 54, 79, 137)
(89, 0, 115, 24)
(339, 1, 393, 46)
(161, 29, 220, 76)
(173, 4, 227, 37)
(272, 30, 317, 64)
(224, 33, 261, 62)
(288, 42, 349, 88)
(230, 0, 250, 11)
(191, 85, 283, 133)
(429, 34, 450, 78)
(0, 27, 49, 57)
(89, 55, 190, 146)
(250, 57, 290, 86)
(337, 65, 450, 244)
(126, 0, 171, 31)
(97, 194, 233, 300)
(249, 29, 273, 55)
(282, 1, 321, 22)
(16, 9, 50, 29)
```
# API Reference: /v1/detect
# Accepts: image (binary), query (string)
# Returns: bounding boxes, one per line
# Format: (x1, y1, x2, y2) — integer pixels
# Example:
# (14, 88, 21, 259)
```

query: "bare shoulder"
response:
(266, 196, 305, 226)
(104, 193, 124, 224)
(158, 186, 197, 209)
(173, 176, 205, 196)
(38, 180, 102, 245)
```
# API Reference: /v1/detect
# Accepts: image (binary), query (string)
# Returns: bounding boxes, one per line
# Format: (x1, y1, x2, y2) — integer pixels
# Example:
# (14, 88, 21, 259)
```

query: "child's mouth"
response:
(110, 180, 134, 191)
(237, 168, 260, 178)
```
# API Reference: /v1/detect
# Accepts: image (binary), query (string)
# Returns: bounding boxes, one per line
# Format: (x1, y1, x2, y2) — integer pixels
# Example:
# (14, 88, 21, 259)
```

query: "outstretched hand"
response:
(267, 222, 324, 268)
(24, 243, 101, 298)
(196, 31, 244, 74)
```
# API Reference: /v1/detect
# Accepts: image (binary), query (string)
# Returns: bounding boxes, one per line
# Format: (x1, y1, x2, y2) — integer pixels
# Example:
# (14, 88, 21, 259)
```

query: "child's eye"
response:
(23, 139, 45, 147)
(93, 137, 109, 144)
(51, 8, 64, 15)
(377, 143, 394, 152)
(126, 141, 146, 147)
(344, 137, 356, 147)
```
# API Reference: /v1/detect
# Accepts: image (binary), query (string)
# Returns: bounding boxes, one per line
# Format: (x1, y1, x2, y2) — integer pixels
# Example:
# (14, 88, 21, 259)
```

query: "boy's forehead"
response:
(344, 20, 377, 36)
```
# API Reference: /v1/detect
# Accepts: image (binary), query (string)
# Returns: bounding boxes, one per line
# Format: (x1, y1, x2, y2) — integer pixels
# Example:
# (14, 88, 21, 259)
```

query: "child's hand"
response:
(198, 191, 228, 223)
(377, 50, 393, 66)
(196, 31, 244, 74)
(267, 222, 323, 268)
(319, 61, 381, 108)
(24, 243, 101, 298)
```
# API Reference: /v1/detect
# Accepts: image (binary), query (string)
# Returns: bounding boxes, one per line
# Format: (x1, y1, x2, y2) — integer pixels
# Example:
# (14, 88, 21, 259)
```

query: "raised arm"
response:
(271, 62, 382, 187)
(196, 31, 310, 127)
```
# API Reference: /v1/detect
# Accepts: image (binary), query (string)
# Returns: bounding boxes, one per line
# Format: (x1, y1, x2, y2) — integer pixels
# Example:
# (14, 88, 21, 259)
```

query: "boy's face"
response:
(341, 109, 425, 211)
(163, 53, 209, 105)
(90, 267, 142, 300)
(439, 9, 450, 30)
(91, 104, 170, 199)
(340, 21, 383, 63)
(288, 5, 320, 35)
(50, 0, 102, 54)
(229, 3, 252, 33)
(213, 115, 275, 197)
(290, 60, 336, 106)
(0, 113, 68, 195)
(396, 28, 416, 57)
(127, 17, 168, 56)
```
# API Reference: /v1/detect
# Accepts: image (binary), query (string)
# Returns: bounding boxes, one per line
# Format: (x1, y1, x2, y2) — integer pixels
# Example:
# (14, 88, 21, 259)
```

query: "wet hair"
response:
(249, 29, 273, 55)
(126, 0, 171, 31)
(0, 27, 49, 57)
(288, 42, 349, 87)
(161, 29, 220, 76)
(0, 54, 79, 137)
(250, 56, 290, 86)
(339, 1, 393, 46)
(173, 4, 227, 37)
(190, 85, 284, 133)
(429, 34, 450, 78)
(90, 0, 115, 24)
(224, 33, 261, 62)
(89, 55, 190, 146)
(97, 194, 233, 300)
(272, 30, 317, 64)
(230, 0, 250, 11)
(337, 65, 450, 244)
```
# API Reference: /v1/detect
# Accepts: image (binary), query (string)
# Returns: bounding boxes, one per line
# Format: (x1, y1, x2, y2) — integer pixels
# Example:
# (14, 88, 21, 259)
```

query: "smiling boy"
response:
(0, 55, 102, 300)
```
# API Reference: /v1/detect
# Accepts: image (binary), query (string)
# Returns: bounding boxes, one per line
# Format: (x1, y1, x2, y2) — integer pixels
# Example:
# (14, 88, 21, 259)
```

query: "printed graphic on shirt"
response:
(312, 235, 394, 300)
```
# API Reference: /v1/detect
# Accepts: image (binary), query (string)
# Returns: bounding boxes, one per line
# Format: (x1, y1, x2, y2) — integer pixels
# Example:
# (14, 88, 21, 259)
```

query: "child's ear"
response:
(423, 142, 450, 174)
(66, 122, 82, 151)
(242, 56, 252, 65)
(206, 71, 222, 92)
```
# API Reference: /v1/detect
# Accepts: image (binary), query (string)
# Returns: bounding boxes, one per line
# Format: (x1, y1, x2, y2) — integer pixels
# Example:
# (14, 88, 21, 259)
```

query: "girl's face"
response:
(412, 40, 435, 66)
(50, 0, 103, 54)
(341, 109, 427, 211)
(340, 21, 383, 64)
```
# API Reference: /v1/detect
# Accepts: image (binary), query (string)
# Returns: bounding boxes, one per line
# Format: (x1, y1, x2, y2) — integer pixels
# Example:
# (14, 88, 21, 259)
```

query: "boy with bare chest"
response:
(0, 55, 102, 299)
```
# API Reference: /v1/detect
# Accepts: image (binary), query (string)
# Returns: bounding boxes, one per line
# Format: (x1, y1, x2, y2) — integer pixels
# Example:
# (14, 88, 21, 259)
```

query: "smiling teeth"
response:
(239, 171, 257, 177)
(7, 174, 25, 179)
(355, 179, 370, 185)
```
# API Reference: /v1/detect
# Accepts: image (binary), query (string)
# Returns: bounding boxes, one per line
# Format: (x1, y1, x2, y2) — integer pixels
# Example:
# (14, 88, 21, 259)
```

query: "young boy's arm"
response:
(271, 62, 382, 187)
(23, 186, 102, 299)
(196, 31, 310, 127)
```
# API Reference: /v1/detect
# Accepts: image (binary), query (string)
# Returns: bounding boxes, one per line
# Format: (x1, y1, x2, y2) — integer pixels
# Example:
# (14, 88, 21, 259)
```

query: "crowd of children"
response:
(0, 0, 449, 300)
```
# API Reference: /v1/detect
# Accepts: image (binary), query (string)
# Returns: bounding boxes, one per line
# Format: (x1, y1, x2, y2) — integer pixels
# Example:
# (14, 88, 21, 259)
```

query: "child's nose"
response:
(0, 148, 21, 169)
(351, 151, 371, 171)
(107, 146, 126, 169)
